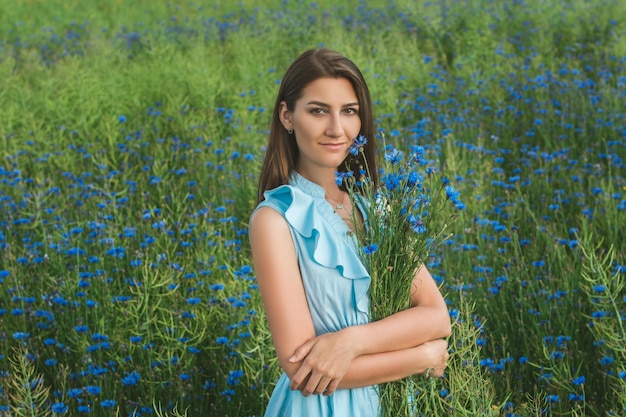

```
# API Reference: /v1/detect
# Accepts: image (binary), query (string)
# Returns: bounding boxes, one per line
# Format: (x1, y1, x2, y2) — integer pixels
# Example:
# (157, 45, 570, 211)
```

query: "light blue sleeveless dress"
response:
(253, 172, 381, 417)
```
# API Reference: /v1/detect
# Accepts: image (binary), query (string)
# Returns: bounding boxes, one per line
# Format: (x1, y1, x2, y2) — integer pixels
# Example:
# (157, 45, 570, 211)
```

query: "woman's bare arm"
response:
(249, 206, 318, 378)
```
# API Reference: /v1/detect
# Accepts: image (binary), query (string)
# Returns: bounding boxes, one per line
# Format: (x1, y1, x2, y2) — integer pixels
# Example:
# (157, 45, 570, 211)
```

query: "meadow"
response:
(0, 0, 625, 415)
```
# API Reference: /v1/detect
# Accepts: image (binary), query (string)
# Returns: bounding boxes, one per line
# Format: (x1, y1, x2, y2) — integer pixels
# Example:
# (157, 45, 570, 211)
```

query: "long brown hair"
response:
(256, 48, 379, 203)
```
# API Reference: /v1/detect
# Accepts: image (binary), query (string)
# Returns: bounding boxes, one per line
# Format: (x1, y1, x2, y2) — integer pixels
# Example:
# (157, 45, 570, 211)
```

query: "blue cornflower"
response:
(348, 134, 367, 156)
(221, 388, 235, 399)
(12, 332, 29, 340)
(454, 199, 466, 210)
(362, 244, 379, 255)
(599, 355, 614, 366)
(592, 311, 606, 318)
(546, 394, 559, 403)
(335, 170, 354, 186)
(593, 284, 606, 293)
(68, 388, 83, 398)
(226, 370, 243, 386)
(101, 399, 117, 408)
(445, 185, 459, 200)
(410, 145, 426, 165)
(407, 171, 421, 187)
(91, 333, 110, 346)
(550, 351, 564, 360)
(203, 380, 217, 390)
(556, 335, 571, 347)
(572, 376, 585, 385)
(382, 173, 401, 191)
(538, 372, 553, 382)
(51, 402, 69, 413)
(407, 214, 426, 234)
(85, 385, 101, 395)
(121, 370, 141, 386)
(384, 148, 403, 165)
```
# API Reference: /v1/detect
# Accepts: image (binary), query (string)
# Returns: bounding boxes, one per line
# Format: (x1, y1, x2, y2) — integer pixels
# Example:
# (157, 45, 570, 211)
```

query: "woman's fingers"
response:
(323, 378, 341, 396)
(426, 350, 450, 378)
(288, 331, 356, 395)
(289, 337, 318, 363)
(312, 376, 333, 395)
(426, 363, 447, 378)
(290, 363, 312, 391)
(290, 363, 339, 396)
(299, 372, 330, 396)
(419, 339, 450, 378)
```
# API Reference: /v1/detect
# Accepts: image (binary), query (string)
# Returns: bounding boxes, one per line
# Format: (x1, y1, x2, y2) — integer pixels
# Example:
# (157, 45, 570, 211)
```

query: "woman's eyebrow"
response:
(305, 100, 359, 107)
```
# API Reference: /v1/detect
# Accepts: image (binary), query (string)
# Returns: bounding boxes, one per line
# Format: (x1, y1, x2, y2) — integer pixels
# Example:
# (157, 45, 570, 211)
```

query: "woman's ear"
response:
(278, 101, 293, 131)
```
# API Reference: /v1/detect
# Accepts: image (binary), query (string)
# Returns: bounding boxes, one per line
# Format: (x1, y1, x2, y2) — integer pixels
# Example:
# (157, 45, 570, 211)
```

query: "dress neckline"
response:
(289, 171, 327, 200)
(289, 171, 368, 235)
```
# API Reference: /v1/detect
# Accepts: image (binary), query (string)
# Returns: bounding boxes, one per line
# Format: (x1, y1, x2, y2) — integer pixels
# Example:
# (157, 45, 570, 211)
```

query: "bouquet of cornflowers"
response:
(338, 134, 465, 416)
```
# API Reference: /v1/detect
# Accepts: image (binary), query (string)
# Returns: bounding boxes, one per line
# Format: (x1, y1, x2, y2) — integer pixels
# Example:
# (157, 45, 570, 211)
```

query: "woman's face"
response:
(279, 77, 361, 177)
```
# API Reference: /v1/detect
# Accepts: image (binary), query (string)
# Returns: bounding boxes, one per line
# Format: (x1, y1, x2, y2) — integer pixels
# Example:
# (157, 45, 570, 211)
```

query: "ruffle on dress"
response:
(260, 175, 371, 315)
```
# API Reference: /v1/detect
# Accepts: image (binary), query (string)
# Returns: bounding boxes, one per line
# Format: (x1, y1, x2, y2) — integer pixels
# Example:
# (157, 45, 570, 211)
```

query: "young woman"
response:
(249, 48, 451, 417)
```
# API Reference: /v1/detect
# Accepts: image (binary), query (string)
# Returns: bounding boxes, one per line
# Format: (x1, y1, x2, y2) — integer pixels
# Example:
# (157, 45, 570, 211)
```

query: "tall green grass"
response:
(1, 0, 625, 415)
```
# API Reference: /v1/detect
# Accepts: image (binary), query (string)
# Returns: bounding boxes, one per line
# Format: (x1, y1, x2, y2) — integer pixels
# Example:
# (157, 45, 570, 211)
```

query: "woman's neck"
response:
(294, 167, 341, 198)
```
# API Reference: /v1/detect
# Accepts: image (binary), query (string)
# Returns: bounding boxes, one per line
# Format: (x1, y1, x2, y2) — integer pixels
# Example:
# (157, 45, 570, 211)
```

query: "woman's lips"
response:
(321, 142, 346, 151)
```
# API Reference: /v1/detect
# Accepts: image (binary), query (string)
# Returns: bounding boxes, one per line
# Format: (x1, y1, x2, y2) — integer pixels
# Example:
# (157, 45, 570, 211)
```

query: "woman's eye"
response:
(344, 108, 358, 115)
(310, 108, 326, 115)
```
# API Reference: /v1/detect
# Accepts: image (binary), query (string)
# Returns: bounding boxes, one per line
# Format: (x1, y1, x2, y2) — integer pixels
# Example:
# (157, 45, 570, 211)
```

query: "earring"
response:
(287, 129, 293, 135)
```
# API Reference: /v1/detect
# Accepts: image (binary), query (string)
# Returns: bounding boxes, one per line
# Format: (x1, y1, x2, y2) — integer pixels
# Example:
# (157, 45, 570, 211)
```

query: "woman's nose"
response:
(325, 113, 343, 138)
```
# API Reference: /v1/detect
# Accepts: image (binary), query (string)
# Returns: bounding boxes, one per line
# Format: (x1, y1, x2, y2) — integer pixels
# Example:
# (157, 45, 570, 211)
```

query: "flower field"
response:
(0, 0, 624, 415)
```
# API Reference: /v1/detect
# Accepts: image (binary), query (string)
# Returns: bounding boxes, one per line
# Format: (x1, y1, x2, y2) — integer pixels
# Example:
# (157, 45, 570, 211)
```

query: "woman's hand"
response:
(288, 330, 358, 396)
(417, 339, 449, 378)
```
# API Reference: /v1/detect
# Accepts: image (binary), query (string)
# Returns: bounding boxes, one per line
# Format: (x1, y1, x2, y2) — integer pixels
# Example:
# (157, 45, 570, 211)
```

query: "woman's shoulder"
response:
(249, 205, 290, 240)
